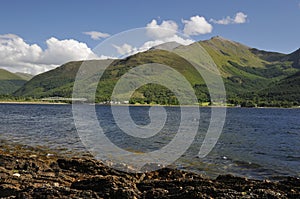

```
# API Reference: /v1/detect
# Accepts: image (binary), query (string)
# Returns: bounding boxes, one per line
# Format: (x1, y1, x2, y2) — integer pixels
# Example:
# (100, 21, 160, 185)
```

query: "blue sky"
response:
(0, 0, 300, 74)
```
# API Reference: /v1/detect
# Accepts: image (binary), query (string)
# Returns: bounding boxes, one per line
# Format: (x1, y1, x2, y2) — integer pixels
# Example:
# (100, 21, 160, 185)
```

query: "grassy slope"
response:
(14, 50, 206, 100)
(97, 50, 207, 103)
(0, 69, 28, 94)
(14, 61, 83, 97)
(199, 37, 298, 96)
(258, 71, 300, 103)
(15, 72, 34, 81)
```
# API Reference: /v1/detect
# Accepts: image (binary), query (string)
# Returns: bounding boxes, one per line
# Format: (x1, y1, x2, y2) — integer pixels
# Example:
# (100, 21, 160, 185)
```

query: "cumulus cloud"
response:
(146, 19, 178, 39)
(139, 35, 194, 52)
(182, 16, 213, 36)
(0, 31, 194, 74)
(40, 37, 97, 65)
(112, 34, 194, 58)
(234, 12, 247, 24)
(210, 12, 247, 25)
(0, 34, 99, 75)
(110, 19, 195, 58)
(83, 31, 110, 40)
(113, 43, 136, 55)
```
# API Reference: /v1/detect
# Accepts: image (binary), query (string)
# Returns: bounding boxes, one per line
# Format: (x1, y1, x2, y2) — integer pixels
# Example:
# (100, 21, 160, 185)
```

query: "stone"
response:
(0, 144, 299, 198)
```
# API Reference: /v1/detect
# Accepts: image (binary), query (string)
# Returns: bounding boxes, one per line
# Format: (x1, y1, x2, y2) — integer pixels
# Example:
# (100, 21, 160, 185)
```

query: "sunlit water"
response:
(0, 104, 299, 179)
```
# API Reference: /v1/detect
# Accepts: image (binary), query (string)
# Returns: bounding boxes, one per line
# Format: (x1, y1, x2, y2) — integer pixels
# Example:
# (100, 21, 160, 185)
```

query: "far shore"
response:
(0, 100, 68, 105)
(0, 100, 299, 109)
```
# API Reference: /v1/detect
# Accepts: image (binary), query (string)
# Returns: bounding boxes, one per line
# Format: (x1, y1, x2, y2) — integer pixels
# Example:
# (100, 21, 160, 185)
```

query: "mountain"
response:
(250, 48, 286, 62)
(257, 71, 300, 105)
(15, 72, 34, 81)
(12, 37, 300, 106)
(199, 36, 298, 96)
(0, 69, 29, 94)
(14, 61, 86, 98)
(150, 41, 181, 51)
(284, 48, 300, 68)
(14, 50, 205, 103)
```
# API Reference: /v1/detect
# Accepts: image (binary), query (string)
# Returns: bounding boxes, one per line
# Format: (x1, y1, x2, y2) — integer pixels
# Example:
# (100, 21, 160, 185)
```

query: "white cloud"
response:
(40, 37, 97, 65)
(0, 34, 99, 75)
(210, 12, 247, 25)
(112, 35, 194, 58)
(182, 16, 213, 36)
(139, 35, 194, 52)
(113, 43, 136, 55)
(210, 17, 231, 25)
(234, 12, 247, 24)
(146, 19, 178, 39)
(0, 30, 193, 75)
(0, 15, 218, 75)
(111, 18, 195, 58)
(83, 31, 110, 40)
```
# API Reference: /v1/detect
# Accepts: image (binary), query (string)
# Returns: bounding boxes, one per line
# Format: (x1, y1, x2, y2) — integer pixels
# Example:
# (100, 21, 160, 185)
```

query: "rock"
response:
(71, 175, 118, 192)
(0, 184, 20, 198)
(57, 158, 100, 174)
(143, 188, 169, 198)
(0, 144, 299, 198)
(13, 173, 21, 177)
(216, 174, 248, 183)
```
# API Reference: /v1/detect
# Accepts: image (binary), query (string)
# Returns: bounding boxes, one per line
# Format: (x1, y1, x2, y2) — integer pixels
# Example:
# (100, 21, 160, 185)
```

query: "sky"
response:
(0, 0, 300, 74)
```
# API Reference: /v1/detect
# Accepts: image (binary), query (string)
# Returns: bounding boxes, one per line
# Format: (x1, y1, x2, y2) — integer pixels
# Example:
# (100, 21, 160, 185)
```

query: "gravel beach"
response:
(0, 143, 299, 198)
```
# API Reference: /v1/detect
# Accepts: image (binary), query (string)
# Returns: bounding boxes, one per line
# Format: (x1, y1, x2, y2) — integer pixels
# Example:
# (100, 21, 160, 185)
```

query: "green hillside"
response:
(15, 72, 34, 81)
(284, 48, 300, 68)
(0, 69, 28, 94)
(258, 71, 300, 105)
(96, 49, 207, 104)
(200, 36, 298, 97)
(14, 61, 84, 98)
(200, 36, 268, 74)
(14, 50, 207, 104)
(10, 37, 300, 106)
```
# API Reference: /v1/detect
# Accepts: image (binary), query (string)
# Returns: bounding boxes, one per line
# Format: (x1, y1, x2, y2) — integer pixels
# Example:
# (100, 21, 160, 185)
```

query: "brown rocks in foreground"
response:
(0, 145, 299, 199)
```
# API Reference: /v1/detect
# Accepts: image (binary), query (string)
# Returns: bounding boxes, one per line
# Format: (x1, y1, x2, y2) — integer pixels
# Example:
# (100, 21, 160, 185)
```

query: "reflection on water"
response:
(0, 104, 299, 179)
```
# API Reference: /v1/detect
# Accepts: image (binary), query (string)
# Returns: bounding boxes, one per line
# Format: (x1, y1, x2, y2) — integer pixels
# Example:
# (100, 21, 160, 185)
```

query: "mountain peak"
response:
(211, 35, 229, 41)
(150, 41, 181, 51)
(207, 36, 249, 48)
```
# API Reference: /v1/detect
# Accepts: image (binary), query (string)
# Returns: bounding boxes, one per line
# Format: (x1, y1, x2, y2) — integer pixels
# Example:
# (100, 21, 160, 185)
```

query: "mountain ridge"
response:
(8, 36, 300, 106)
(0, 69, 29, 94)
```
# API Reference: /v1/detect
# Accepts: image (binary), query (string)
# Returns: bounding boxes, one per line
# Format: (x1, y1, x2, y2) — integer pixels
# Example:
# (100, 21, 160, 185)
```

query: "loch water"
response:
(0, 104, 299, 179)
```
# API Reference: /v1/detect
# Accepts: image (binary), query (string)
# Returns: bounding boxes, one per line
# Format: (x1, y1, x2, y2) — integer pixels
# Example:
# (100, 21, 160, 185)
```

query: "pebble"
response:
(222, 156, 228, 160)
(0, 145, 299, 199)
(13, 173, 21, 177)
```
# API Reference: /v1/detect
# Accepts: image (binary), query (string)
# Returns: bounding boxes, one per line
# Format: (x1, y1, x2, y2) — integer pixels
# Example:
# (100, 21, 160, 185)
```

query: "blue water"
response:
(0, 104, 299, 179)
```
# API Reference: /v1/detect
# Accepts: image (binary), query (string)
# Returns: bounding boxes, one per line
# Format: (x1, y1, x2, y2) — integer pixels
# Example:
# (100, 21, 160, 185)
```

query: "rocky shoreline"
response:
(0, 144, 299, 198)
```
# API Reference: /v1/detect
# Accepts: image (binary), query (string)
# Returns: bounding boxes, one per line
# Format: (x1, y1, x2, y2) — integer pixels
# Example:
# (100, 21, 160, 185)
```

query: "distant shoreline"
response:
(0, 101, 68, 105)
(0, 100, 299, 109)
